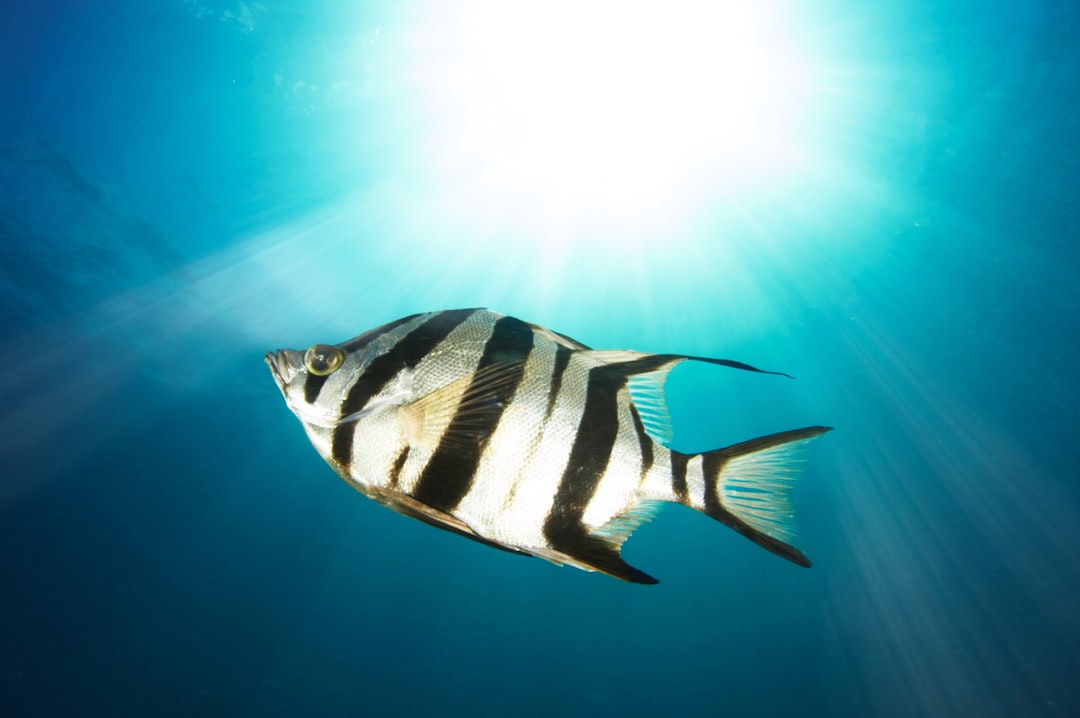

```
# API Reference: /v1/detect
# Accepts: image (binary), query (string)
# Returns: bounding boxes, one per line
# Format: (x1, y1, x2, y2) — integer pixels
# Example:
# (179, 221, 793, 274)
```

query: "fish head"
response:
(264, 336, 421, 488)
(265, 342, 416, 475)
(266, 342, 387, 424)
(265, 345, 341, 428)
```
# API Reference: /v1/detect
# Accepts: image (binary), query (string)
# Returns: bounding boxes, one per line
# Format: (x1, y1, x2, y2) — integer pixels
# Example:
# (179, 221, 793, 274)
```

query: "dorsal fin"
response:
(576, 351, 680, 444)
(527, 322, 592, 350)
(582, 349, 792, 379)
(578, 350, 791, 446)
(627, 369, 677, 445)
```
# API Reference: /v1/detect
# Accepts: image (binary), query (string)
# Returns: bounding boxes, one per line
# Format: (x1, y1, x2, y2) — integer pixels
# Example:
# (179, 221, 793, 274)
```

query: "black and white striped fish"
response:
(266, 308, 830, 584)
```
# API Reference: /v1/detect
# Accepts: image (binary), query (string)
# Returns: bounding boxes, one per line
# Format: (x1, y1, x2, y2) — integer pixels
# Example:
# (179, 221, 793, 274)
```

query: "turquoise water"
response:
(2, 2, 1078, 716)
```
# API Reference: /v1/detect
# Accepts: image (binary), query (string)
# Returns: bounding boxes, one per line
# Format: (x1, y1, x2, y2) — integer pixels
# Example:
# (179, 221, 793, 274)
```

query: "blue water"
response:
(2, 2, 1078, 716)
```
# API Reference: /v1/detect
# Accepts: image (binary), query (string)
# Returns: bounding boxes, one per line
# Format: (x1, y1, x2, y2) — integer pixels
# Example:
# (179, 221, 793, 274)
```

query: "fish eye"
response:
(304, 344, 345, 376)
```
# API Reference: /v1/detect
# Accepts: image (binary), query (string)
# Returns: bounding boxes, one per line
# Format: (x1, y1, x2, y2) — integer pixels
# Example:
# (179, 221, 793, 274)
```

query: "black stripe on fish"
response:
(541, 354, 685, 583)
(388, 446, 410, 490)
(544, 344, 573, 420)
(701, 452, 725, 518)
(330, 309, 477, 473)
(547, 366, 621, 531)
(412, 315, 535, 513)
(306, 314, 424, 406)
(542, 364, 658, 584)
(304, 372, 330, 405)
(670, 451, 690, 504)
(629, 404, 654, 483)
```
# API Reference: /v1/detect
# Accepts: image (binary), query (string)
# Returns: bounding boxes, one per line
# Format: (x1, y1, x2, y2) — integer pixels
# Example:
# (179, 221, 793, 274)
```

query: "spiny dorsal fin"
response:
(527, 322, 592, 351)
(577, 349, 655, 366)
(398, 362, 525, 451)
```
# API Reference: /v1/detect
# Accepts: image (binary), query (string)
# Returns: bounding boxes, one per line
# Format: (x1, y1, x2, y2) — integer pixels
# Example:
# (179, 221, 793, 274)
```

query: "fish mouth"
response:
(264, 350, 296, 392)
(264, 349, 347, 427)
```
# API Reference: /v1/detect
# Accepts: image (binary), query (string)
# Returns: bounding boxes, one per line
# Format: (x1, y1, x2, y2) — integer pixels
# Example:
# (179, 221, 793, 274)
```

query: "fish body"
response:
(266, 308, 830, 584)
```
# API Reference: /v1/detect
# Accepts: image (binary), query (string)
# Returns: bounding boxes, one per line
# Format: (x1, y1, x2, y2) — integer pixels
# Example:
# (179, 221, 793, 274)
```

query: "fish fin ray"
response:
(527, 539, 659, 584)
(527, 322, 592, 350)
(577, 351, 791, 444)
(687, 355, 793, 378)
(592, 501, 665, 549)
(627, 370, 677, 445)
(531, 504, 665, 584)
(576, 351, 683, 444)
(579, 349, 642, 364)
(398, 362, 525, 450)
(699, 426, 832, 567)
(579, 349, 791, 378)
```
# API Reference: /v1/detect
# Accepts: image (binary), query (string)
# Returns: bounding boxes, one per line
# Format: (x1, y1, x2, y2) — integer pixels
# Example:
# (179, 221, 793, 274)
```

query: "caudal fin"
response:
(694, 426, 831, 567)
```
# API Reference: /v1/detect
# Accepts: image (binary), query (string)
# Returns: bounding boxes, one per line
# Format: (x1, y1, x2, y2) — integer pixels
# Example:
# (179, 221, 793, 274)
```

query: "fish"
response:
(265, 308, 830, 584)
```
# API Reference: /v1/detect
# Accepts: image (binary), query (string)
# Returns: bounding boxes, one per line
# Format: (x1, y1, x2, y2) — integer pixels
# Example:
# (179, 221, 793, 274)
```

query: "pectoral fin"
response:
(398, 362, 526, 450)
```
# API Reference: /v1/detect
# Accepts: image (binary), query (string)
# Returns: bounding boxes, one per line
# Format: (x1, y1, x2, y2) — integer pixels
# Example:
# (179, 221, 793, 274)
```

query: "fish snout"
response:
(265, 349, 301, 391)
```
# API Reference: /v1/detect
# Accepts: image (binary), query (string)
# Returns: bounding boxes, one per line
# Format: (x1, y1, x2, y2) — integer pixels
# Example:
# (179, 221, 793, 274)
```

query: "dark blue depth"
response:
(2, 2, 1078, 717)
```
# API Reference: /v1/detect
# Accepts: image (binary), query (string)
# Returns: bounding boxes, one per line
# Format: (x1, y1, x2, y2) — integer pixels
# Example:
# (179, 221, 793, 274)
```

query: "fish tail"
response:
(686, 426, 831, 567)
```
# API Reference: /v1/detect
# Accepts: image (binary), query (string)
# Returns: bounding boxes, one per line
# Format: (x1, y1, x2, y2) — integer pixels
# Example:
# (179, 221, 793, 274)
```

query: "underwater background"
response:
(2, 1, 1078, 716)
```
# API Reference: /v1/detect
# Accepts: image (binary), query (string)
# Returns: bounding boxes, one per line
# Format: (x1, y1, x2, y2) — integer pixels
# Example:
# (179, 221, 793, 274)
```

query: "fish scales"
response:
(411, 314, 534, 511)
(487, 346, 593, 547)
(266, 308, 831, 584)
(579, 383, 654, 530)
(454, 332, 557, 541)
(388, 313, 496, 497)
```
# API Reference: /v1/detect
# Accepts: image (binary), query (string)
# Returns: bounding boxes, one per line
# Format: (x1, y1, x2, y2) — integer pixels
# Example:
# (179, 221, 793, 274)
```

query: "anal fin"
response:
(529, 537, 660, 585)
(535, 504, 665, 584)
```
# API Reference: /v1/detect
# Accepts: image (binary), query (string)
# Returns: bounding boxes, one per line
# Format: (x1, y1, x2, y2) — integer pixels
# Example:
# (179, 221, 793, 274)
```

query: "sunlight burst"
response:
(400, 0, 824, 235)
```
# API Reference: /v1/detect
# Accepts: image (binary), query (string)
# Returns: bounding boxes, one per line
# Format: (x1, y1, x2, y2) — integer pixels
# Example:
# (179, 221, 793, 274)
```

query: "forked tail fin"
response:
(693, 426, 832, 567)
